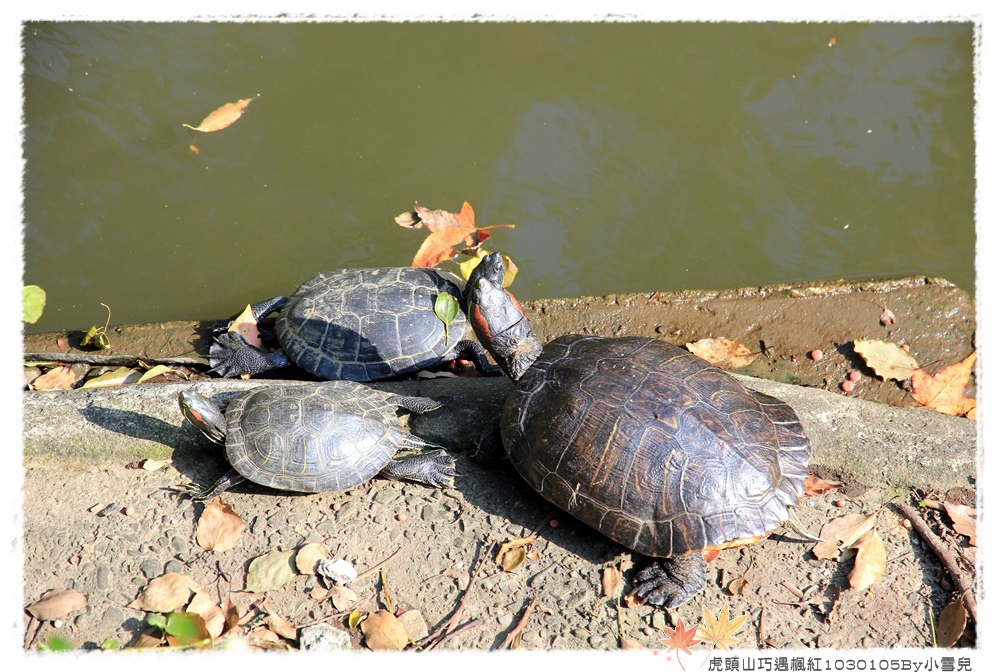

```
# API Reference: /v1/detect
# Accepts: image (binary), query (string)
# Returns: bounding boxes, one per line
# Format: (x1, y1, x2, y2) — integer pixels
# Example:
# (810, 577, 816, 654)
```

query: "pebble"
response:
(809, 349, 823, 361)
(170, 537, 187, 553)
(99, 607, 124, 632)
(841, 380, 855, 393)
(299, 623, 352, 651)
(588, 634, 604, 648)
(421, 504, 442, 522)
(164, 560, 184, 574)
(848, 370, 862, 382)
(651, 611, 666, 629)
(96, 564, 111, 589)
(139, 559, 163, 579)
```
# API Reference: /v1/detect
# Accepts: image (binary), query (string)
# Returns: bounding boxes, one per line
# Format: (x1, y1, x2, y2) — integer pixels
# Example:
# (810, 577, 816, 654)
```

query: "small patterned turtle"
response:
(210, 266, 497, 381)
(179, 381, 455, 499)
(465, 253, 813, 608)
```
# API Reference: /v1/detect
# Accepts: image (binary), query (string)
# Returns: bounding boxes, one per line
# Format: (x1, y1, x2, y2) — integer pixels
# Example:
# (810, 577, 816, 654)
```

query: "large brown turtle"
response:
(465, 252, 812, 607)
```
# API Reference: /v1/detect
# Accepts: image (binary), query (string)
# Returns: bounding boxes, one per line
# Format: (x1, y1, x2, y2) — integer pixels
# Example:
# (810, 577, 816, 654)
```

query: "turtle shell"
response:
(223, 381, 411, 493)
(275, 267, 467, 382)
(500, 335, 811, 558)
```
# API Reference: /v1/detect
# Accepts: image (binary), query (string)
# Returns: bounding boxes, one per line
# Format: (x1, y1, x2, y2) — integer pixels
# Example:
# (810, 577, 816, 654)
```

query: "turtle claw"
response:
(209, 331, 290, 378)
(630, 555, 707, 609)
(382, 449, 457, 488)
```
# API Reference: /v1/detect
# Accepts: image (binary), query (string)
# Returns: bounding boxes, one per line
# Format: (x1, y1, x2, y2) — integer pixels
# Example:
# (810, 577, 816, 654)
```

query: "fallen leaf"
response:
(622, 592, 644, 609)
(601, 566, 623, 598)
(141, 458, 173, 471)
(227, 304, 262, 349)
(943, 502, 977, 546)
(848, 529, 886, 591)
(697, 604, 746, 651)
(725, 561, 754, 596)
(245, 550, 297, 593)
(360, 610, 409, 650)
(500, 547, 527, 572)
(81, 367, 143, 388)
(813, 513, 877, 560)
(183, 97, 254, 133)
(660, 617, 700, 656)
(264, 611, 298, 641)
(803, 475, 841, 497)
(686, 337, 759, 369)
(26, 588, 88, 621)
(295, 542, 329, 574)
(853, 339, 920, 381)
(397, 201, 514, 267)
(31, 366, 79, 391)
(936, 600, 968, 647)
(148, 611, 212, 648)
(128, 573, 201, 612)
(911, 353, 977, 417)
(347, 609, 363, 629)
(137, 364, 174, 383)
(327, 585, 359, 611)
(397, 609, 429, 641)
(195, 498, 245, 552)
(187, 590, 226, 640)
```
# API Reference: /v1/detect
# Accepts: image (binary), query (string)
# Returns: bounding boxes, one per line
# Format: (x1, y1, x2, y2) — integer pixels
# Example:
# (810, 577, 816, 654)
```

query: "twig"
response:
(757, 607, 766, 648)
(894, 502, 977, 623)
(431, 618, 482, 649)
(355, 547, 404, 582)
(419, 540, 496, 649)
(496, 595, 538, 650)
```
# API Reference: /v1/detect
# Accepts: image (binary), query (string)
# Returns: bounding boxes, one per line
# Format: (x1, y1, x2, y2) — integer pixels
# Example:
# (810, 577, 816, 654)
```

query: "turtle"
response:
(209, 266, 498, 382)
(464, 252, 813, 608)
(178, 381, 456, 500)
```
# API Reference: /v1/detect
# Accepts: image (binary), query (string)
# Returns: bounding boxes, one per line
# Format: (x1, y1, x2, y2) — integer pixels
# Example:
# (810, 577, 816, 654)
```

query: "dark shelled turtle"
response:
(179, 381, 455, 499)
(210, 266, 497, 382)
(465, 253, 813, 608)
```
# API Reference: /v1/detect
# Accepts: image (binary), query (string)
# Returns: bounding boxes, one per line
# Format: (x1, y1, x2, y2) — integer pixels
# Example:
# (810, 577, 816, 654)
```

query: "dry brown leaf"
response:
(936, 600, 968, 647)
(327, 585, 359, 612)
(264, 611, 298, 641)
(601, 566, 623, 598)
(294, 542, 329, 574)
(853, 339, 920, 381)
(360, 610, 409, 650)
(227, 304, 262, 348)
(26, 588, 88, 621)
(187, 590, 226, 639)
(943, 502, 977, 546)
(128, 573, 201, 612)
(911, 353, 977, 417)
(397, 609, 429, 641)
(195, 498, 245, 552)
(183, 97, 254, 133)
(501, 547, 527, 572)
(685, 337, 759, 369)
(245, 549, 297, 593)
(397, 201, 514, 267)
(813, 513, 877, 560)
(622, 592, 644, 608)
(848, 529, 886, 591)
(31, 366, 78, 391)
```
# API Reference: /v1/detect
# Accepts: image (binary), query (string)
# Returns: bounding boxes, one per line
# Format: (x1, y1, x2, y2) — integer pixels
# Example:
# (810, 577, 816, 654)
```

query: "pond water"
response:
(21, 21, 977, 334)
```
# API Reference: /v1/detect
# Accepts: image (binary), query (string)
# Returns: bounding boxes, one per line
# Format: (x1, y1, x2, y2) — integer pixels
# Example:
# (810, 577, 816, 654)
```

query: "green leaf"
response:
(100, 638, 119, 650)
(39, 635, 75, 652)
(22, 285, 46, 323)
(162, 612, 211, 647)
(245, 549, 297, 593)
(137, 364, 173, 383)
(146, 613, 168, 629)
(434, 292, 460, 345)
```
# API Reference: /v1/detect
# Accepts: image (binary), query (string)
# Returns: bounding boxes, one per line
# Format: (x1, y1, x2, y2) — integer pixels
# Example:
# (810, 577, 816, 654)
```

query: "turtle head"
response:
(466, 253, 542, 382)
(178, 390, 227, 445)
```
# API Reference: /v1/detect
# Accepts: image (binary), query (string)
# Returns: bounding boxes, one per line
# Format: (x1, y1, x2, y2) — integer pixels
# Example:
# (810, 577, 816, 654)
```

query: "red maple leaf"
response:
(660, 617, 700, 656)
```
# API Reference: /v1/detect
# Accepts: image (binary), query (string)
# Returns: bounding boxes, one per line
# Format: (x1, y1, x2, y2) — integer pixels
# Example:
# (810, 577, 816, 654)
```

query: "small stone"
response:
(848, 370, 862, 382)
(809, 349, 823, 361)
(170, 537, 187, 553)
(588, 634, 604, 648)
(139, 559, 163, 579)
(96, 564, 111, 589)
(548, 518, 559, 528)
(395, 512, 407, 522)
(841, 380, 855, 393)
(651, 611, 666, 629)
(299, 623, 352, 651)
(164, 560, 184, 574)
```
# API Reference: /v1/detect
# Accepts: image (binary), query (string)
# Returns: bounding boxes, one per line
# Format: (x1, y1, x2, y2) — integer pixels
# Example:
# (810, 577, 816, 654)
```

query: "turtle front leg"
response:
(443, 339, 501, 376)
(630, 553, 707, 608)
(380, 450, 457, 489)
(209, 331, 292, 378)
(184, 468, 247, 501)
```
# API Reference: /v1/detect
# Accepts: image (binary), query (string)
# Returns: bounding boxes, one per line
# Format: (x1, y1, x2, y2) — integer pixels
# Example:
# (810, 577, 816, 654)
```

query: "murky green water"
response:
(22, 21, 976, 334)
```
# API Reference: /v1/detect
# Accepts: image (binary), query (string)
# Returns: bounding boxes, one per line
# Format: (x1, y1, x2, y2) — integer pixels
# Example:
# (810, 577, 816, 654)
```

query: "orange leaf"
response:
(813, 513, 876, 560)
(911, 353, 977, 417)
(183, 97, 254, 133)
(397, 201, 515, 267)
(659, 617, 700, 656)
(943, 502, 977, 546)
(803, 475, 841, 497)
(227, 304, 262, 349)
(848, 528, 886, 591)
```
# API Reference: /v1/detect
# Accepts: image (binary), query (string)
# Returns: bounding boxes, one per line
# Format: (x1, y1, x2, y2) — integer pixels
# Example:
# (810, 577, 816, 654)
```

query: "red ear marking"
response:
(470, 304, 492, 342)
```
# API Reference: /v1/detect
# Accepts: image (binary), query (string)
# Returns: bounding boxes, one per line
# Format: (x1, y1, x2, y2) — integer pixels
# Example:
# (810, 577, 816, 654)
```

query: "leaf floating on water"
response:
(22, 285, 46, 323)
(853, 339, 920, 381)
(686, 337, 759, 369)
(398, 200, 515, 267)
(183, 97, 254, 133)
(911, 353, 977, 417)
